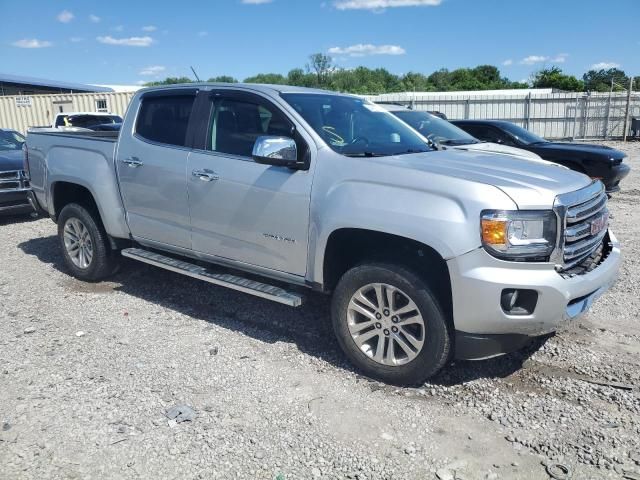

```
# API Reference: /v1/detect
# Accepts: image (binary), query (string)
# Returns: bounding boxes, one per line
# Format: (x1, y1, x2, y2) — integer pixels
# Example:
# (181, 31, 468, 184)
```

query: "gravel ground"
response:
(1, 141, 639, 480)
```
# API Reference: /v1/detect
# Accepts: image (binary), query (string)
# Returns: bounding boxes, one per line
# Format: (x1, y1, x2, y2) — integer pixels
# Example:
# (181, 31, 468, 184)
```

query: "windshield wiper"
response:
(440, 139, 478, 146)
(392, 149, 432, 155)
(343, 151, 387, 158)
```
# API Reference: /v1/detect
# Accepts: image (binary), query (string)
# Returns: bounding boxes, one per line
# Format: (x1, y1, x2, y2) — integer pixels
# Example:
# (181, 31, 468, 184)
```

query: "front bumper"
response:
(604, 163, 631, 193)
(448, 230, 621, 359)
(0, 188, 34, 215)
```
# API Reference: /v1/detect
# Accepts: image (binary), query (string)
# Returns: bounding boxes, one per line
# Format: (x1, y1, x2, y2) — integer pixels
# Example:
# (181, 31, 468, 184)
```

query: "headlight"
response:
(481, 210, 557, 260)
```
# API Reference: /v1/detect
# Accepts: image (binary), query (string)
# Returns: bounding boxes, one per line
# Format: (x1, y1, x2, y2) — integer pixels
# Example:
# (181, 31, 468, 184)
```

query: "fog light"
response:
(501, 289, 538, 315)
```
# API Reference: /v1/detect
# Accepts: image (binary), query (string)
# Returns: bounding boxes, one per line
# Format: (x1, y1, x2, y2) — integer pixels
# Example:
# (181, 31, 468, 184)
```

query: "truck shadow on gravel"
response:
(0, 213, 40, 226)
(18, 234, 545, 387)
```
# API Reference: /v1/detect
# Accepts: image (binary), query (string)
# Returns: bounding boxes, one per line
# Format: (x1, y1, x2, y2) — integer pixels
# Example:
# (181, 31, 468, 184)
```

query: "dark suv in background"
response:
(452, 120, 630, 193)
(0, 129, 33, 216)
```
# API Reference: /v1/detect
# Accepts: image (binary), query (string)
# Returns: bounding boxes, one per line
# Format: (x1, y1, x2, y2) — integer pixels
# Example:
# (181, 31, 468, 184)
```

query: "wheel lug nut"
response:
(383, 329, 390, 336)
(391, 326, 398, 333)
(383, 309, 390, 316)
(375, 322, 382, 329)
(392, 316, 399, 323)
(375, 313, 382, 320)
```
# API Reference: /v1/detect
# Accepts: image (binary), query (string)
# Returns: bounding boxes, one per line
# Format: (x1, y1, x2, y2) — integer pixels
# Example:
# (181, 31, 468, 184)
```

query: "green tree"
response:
(532, 67, 583, 91)
(207, 75, 238, 83)
(145, 76, 193, 86)
(287, 68, 316, 87)
(583, 68, 629, 92)
(243, 73, 288, 85)
(307, 53, 333, 86)
(400, 72, 432, 92)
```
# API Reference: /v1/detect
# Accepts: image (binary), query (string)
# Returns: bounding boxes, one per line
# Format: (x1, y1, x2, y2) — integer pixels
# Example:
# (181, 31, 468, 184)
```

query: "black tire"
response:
(331, 263, 452, 386)
(57, 203, 118, 282)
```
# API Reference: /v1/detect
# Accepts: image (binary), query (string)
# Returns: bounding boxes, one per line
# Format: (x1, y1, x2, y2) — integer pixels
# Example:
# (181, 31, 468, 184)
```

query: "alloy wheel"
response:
(347, 283, 426, 366)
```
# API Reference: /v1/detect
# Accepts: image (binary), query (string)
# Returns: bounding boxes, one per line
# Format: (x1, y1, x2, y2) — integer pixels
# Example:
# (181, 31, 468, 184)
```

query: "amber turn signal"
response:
(481, 218, 507, 245)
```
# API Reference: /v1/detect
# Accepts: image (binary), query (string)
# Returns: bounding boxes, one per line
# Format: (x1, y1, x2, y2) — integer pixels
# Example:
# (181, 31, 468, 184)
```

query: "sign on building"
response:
(15, 96, 33, 107)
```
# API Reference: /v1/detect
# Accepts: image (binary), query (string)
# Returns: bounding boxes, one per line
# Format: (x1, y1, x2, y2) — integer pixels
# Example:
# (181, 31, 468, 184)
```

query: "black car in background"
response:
(0, 129, 33, 215)
(452, 120, 630, 193)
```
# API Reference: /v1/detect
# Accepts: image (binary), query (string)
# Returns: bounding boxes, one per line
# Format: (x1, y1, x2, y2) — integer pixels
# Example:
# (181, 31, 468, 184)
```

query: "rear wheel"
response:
(332, 263, 451, 386)
(58, 203, 118, 281)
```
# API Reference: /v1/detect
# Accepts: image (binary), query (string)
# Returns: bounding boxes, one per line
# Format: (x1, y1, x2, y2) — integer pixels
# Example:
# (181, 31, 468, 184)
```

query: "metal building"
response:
(0, 73, 116, 96)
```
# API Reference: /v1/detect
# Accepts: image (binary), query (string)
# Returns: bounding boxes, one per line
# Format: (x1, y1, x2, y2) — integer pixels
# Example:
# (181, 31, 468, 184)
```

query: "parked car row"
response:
(22, 83, 621, 385)
(451, 120, 630, 193)
(0, 129, 34, 215)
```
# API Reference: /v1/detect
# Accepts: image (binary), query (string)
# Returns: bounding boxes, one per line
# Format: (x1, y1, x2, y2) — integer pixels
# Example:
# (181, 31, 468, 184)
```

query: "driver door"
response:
(186, 90, 312, 276)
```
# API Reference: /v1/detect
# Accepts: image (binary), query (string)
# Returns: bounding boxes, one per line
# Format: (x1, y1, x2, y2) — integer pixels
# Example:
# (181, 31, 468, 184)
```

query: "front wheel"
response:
(58, 203, 118, 281)
(331, 263, 452, 386)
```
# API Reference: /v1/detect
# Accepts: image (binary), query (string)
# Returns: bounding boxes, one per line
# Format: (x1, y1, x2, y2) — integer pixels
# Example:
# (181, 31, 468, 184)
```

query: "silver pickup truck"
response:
(25, 84, 621, 385)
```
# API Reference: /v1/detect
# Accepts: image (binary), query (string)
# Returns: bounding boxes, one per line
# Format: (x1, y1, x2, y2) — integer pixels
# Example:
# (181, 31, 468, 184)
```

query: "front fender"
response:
(307, 170, 517, 285)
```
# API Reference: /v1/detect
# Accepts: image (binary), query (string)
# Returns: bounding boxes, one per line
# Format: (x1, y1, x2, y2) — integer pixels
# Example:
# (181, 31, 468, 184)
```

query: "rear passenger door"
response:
(186, 90, 312, 276)
(116, 89, 197, 249)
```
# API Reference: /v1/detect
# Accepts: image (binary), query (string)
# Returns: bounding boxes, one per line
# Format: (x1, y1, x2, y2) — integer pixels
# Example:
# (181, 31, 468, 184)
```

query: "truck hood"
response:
(531, 141, 627, 162)
(385, 149, 592, 209)
(451, 141, 544, 161)
(0, 149, 24, 172)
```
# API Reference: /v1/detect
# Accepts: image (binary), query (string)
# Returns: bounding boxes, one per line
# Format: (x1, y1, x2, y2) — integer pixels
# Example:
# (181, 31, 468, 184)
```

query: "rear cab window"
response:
(135, 94, 197, 147)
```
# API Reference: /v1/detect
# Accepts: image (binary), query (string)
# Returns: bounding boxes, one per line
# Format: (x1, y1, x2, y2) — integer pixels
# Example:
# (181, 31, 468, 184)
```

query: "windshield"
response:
(281, 93, 432, 157)
(0, 130, 25, 151)
(392, 110, 477, 145)
(499, 122, 548, 145)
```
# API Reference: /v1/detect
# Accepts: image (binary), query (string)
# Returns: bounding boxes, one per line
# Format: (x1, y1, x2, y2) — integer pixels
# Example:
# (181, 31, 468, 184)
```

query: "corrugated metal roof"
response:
(0, 73, 114, 93)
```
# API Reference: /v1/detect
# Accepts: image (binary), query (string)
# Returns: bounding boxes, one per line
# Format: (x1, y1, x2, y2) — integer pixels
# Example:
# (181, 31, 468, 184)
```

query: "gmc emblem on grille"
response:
(590, 212, 609, 235)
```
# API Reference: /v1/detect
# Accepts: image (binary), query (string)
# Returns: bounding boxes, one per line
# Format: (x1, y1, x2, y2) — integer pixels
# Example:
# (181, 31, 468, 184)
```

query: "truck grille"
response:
(0, 170, 29, 191)
(555, 182, 609, 274)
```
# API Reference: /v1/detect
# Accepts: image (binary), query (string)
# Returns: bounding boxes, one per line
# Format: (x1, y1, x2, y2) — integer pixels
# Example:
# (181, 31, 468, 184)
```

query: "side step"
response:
(121, 248, 303, 307)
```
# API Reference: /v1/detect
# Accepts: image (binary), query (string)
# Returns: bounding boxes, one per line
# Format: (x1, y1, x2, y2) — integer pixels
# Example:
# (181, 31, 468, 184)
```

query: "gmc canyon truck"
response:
(25, 84, 621, 385)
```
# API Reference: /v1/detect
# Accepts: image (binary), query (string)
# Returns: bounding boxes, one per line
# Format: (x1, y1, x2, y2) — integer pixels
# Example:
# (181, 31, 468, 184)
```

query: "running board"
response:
(121, 248, 303, 307)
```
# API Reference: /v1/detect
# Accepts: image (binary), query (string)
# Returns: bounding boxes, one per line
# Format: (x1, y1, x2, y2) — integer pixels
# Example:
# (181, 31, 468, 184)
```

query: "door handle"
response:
(121, 157, 143, 168)
(192, 169, 220, 182)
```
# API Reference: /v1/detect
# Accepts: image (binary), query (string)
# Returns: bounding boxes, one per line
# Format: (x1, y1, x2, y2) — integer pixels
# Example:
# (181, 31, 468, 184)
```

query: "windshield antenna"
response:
(190, 66, 201, 82)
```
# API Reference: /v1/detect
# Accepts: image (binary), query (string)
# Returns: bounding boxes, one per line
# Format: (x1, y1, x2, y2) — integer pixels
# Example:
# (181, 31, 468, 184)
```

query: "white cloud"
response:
(334, 0, 441, 10)
(57, 10, 74, 23)
(328, 43, 406, 56)
(139, 65, 166, 76)
(519, 53, 568, 65)
(502, 59, 513, 66)
(12, 39, 53, 48)
(113, 25, 124, 32)
(142, 25, 157, 32)
(69, 37, 84, 43)
(590, 62, 620, 70)
(97, 36, 154, 47)
(552, 53, 568, 63)
(89, 14, 101, 23)
(198, 31, 209, 37)
(241, 0, 273, 3)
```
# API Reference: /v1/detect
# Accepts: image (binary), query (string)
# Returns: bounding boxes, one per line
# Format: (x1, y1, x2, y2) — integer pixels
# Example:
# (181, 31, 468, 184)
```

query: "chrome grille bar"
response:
(564, 228, 608, 260)
(566, 193, 607, 223)
(553, 181, 609, 273)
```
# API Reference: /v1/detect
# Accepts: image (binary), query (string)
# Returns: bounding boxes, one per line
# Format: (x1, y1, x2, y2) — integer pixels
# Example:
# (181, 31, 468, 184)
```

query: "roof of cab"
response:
(137, 82, 357, 97)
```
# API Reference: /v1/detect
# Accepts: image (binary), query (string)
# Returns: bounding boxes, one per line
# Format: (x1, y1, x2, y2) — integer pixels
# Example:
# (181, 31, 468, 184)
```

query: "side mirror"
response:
(252, 136, 298, 168)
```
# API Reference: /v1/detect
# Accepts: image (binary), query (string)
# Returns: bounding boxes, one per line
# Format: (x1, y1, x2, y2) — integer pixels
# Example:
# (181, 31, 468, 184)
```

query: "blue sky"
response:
(1, 0, 639, 86)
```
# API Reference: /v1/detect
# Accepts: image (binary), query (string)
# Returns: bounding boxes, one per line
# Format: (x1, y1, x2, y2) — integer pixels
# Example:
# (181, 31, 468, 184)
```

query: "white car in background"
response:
(379, 104, 543, 161)
(28, 112, 123, 134)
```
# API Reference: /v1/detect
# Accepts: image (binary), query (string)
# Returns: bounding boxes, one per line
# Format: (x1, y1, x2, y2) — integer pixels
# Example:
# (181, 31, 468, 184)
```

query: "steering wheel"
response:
(322, 126, 345, 144)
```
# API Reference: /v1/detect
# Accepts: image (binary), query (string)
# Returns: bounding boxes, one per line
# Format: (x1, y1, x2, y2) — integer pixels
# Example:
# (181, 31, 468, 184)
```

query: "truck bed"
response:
(26, 128, 131, 239)
(27, 130, 119, 141)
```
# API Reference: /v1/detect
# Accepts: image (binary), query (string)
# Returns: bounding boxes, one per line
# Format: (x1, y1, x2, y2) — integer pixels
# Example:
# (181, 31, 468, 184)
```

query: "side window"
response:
(462, 125, 491, 141)
(208, 98, 293, 157)
(136, 95, 196, 147)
